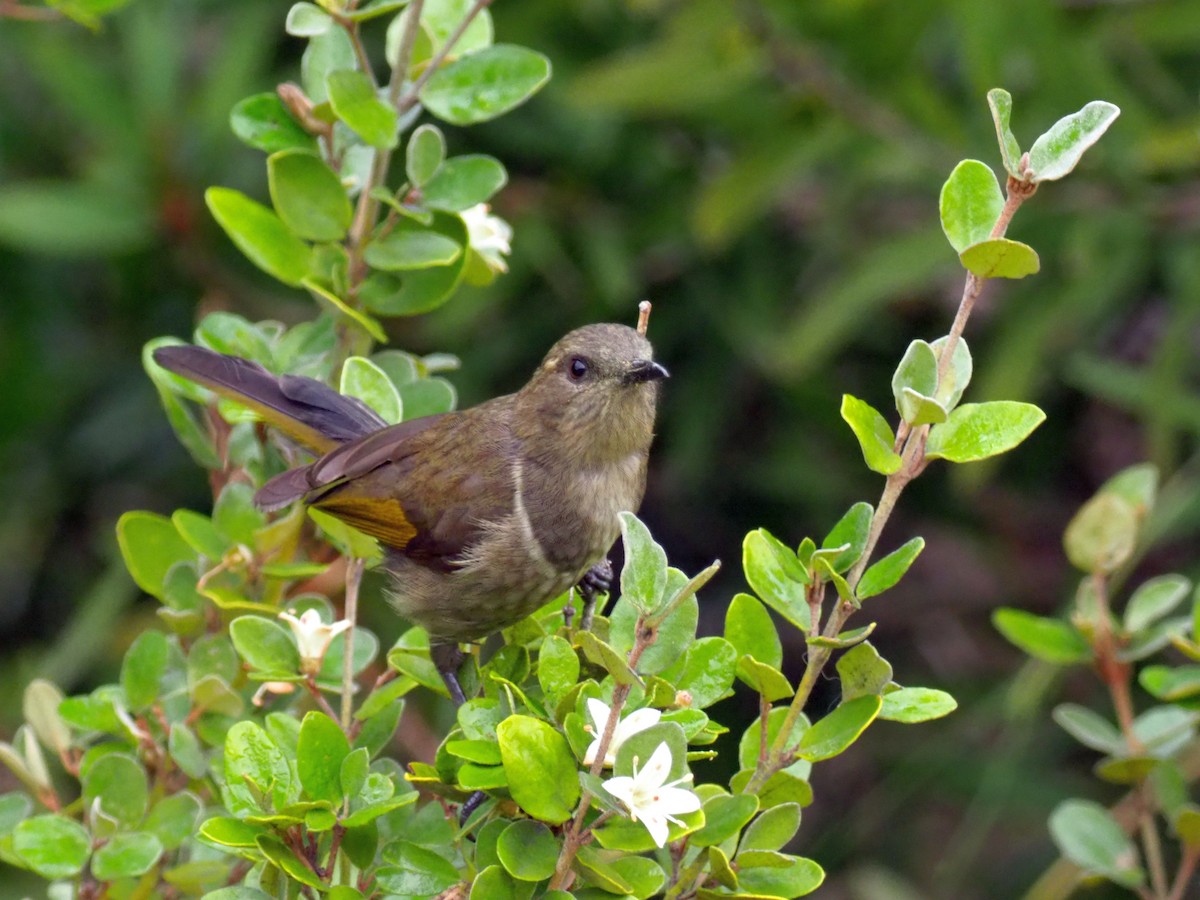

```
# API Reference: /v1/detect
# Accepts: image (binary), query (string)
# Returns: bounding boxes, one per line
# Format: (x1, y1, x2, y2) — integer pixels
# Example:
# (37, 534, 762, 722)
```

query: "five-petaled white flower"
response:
(583, 698, 661, 768)
(461, 203, 513, 274)
(278, 609, 352, 675)
(602, 741, 700, 848)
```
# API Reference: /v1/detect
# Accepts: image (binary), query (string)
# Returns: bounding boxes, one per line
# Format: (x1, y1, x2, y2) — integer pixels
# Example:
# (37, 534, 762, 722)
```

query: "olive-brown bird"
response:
(153, 324, 667, 703)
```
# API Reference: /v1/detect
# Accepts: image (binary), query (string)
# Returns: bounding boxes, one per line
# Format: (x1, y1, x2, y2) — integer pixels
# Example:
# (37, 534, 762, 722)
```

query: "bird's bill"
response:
(624, 359, 670, 384)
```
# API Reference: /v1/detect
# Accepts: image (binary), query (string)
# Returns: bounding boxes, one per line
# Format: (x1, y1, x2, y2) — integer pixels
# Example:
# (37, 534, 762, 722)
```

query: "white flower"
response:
(602, 741, 700, 848)
(461, 203, 513, 273)
(583, 698, 661, 768)
(279, 609, 352, 675)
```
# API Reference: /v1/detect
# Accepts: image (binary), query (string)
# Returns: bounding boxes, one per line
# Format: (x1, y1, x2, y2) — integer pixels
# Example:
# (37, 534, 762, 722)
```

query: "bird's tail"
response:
(152, 345, 386, 456)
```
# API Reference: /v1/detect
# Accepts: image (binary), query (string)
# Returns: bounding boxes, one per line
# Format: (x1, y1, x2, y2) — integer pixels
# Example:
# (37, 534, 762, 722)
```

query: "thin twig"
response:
(395, 0, 495, 116)
(341, 558, 365, 730)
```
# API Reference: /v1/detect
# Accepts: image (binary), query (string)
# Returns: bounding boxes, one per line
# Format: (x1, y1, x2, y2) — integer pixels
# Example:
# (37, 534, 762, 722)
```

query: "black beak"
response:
(625, 359, 670, 384)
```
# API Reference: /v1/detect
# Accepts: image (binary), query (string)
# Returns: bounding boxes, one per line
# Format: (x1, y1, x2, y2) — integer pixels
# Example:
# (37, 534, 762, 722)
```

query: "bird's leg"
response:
(576, 558, 613, 633)
(430, 642, 467, 707)
(430, 642, 488, 824)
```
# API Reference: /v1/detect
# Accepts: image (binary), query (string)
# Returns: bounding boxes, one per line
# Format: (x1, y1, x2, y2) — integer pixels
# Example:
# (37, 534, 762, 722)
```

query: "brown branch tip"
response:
(637, 301, 652, 336)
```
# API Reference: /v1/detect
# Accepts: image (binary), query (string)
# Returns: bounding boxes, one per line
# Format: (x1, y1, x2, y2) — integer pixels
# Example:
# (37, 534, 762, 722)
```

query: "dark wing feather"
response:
(153, 346, 386, 453)
(305, 396, 517, 570)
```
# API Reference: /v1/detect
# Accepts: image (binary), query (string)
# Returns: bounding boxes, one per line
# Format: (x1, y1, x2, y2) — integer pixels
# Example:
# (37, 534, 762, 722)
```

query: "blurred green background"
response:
(2, 0, 1200, 896)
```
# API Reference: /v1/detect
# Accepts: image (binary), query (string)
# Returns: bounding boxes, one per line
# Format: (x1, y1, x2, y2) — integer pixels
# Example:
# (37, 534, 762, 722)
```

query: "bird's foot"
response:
(573, 558, 613, 632)
(430, 642, 468, 706)
(458, 790, 489, 827)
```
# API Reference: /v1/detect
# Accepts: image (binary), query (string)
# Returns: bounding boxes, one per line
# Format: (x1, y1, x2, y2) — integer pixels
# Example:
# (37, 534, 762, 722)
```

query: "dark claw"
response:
(459, 789, 488, 827)
(430, 642, 467, 706)
(576, 558, 613, 632)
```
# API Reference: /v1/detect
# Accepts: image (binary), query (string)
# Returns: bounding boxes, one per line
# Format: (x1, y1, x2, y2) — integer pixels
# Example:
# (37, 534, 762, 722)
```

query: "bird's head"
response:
(517, 323, 668, 462)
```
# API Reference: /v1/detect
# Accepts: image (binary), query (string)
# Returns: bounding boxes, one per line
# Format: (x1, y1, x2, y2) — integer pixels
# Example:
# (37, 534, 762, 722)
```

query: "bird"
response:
(153, 323, 668, 703)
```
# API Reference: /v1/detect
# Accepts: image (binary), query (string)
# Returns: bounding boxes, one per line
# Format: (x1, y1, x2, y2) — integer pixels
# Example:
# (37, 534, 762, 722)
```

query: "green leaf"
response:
(420, 45, 551, 125)
(1140, 666, 1200, 702)
(1052, 704, 1124, 755)
(358, 212, 469, 315)
(939, 160, 1004, 254)
(206, 187, 311, 287)
(987, 88, 1023, 178)
(469, 865, 520, 899)
(496, 716, 580, 824)
(285, 2, 332, 36)
(892, 340, 942, 425)
(806, 623, 877, 650)
(230, 616, 302, 675)
(121, 630, 170, 711)
(857, 538, 925, 600)
(1028, 101, 1120, 182)
(0, 792, 32, 837)
(169, 724, 207, 778)
(171, 509, 227, 560)
(619, 511, 668, 614)
(797, 696, 881, 762)
(690, 794, 758, 848)
(577, 631, 641, 687)
(821, 502, 873, 574)
(345, 0, 409, 21)
(740, 802, 802, 853)
(1048, 799, 1144, 888)
(496, 819, 559, 881)
(840, 395, 902, 475)
(84, 753, 148, 825)
(13, 815, 91, 879)
(737, 856, 825, 897)
(407, 124, 446, 187)
(297, 712, 351, 805)
(930, 335, 973, 411)
(1101, 463, 1158, 515)
(742, 529, 809, 632)
(1063, 492, 1139, 575)
(925, 401, 1046, 463)
(212, 483, 266, 547)
(672, 636, 739, 708)
(144, 792, 202, 851)
(364, 226, 462, 270)
(538, 635, 579, 704)
(736, 656, 794, 702)
(612, 580, 699, 675)
(327, 69, 398, 148)
(959, 238, 1040, 279)
(836, 642, 892, 702)
(725, 592, 783, 670)
(116, 511, 194, 600)
(377, 840, 461, 895)
(224, 722, 291, 815)
(993, 608, 1091, 664)
(1124, 575, 1191, 634)
(268, 150, 352, 242)
(92, 832, 163, 880)
(340, 356, 403, 425)
(23, 680, 70, 755)
(422, 155, 508, 212)
(231, 93, 318, 154)
(879, 687, 957, 723)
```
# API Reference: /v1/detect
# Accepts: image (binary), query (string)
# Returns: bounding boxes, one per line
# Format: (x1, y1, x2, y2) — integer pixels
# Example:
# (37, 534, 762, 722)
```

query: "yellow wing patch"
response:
(313, 495, 418, 549)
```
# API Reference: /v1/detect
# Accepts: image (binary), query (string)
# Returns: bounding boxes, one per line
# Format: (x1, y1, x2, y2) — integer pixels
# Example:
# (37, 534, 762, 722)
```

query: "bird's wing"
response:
(304, 398, 517, 570)
(153, 345, 386, 452)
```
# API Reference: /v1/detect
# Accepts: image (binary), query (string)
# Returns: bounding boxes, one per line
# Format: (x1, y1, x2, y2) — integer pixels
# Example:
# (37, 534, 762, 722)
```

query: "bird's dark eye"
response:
(567, 356, 589, 382)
